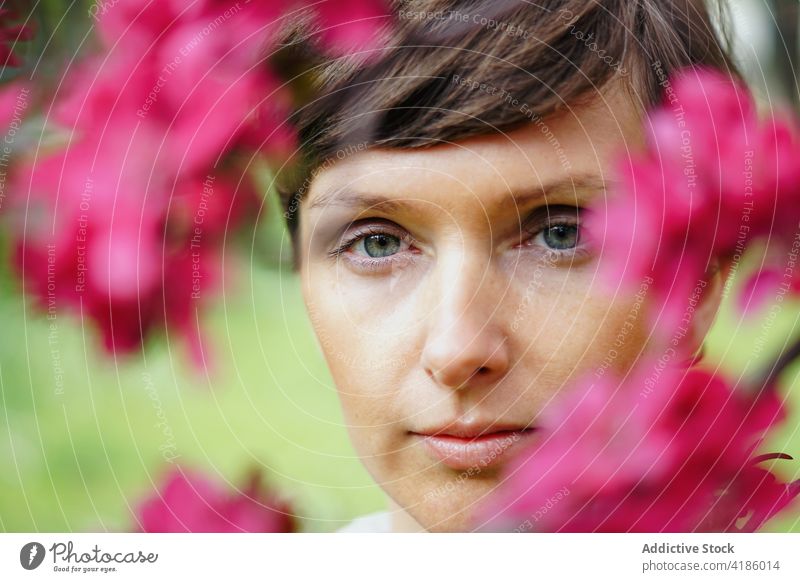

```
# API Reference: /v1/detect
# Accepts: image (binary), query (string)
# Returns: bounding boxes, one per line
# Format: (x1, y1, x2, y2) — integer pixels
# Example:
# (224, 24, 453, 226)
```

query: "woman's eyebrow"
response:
(307, 190, 416, 213)
(306, 174, 609, 212)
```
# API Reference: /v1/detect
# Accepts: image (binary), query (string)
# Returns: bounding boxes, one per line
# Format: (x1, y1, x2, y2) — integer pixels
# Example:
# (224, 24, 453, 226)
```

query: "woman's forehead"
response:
(303, 91, 638, 214)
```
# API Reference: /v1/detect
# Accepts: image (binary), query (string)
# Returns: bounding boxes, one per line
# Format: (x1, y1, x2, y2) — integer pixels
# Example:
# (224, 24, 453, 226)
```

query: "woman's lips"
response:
(414, 427, 538, 471)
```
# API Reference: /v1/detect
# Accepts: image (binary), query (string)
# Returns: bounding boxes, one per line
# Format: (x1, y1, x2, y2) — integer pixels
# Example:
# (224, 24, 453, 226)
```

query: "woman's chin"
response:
(381, 465, 508, 532)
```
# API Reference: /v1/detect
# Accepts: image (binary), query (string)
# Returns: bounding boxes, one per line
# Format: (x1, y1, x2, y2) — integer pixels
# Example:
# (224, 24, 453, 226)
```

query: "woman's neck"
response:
(388, 498, 426, 532)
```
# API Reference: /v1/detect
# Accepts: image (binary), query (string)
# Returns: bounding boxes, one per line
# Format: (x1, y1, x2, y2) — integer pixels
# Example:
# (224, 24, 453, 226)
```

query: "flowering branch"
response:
(1, 0, 387, 363)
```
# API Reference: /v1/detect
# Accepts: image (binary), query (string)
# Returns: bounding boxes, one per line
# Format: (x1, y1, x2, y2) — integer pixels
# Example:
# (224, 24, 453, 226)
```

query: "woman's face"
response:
(298, 89, 650, 531)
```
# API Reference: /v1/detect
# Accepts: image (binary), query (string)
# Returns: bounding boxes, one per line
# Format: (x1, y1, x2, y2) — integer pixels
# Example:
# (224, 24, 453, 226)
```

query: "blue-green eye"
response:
(542, 224, 579, 250)
(357, 233, 402, 258)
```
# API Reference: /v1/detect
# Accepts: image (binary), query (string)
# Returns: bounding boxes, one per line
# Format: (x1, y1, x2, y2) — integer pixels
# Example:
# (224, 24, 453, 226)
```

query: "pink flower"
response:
(313, 0, 389, 54)
(95, 0, 388, 58)
(9, 0, 387, 360)
(13, 140, 257, 359)
(588, 68, 800, 335)
(10, 1, 387, 361)
(737, 268, 796, 315)
(10, 1, 304, 358)
(477, 363, 799, 532)
(137, 466, 295, 533)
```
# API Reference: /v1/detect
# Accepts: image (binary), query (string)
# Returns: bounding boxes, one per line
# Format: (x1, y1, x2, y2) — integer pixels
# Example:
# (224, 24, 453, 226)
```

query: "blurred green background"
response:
(1, 0, 800, 533)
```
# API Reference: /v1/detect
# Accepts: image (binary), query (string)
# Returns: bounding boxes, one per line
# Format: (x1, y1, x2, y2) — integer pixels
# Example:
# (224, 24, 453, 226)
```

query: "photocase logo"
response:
(20, 542, 46, 570)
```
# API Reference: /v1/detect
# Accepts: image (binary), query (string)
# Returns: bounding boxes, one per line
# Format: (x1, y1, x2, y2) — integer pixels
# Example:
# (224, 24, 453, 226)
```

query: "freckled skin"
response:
(298, 89, 720, 532)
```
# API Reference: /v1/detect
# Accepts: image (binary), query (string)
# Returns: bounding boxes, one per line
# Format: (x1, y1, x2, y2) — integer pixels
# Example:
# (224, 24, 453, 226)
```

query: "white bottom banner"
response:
(1, 533, 798, 581)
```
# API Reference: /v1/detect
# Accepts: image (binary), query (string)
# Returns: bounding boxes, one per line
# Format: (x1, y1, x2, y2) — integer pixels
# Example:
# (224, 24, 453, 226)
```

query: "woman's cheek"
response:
(550, 292, 650, 377)
(324, 263, 433, 339)
(308, 279, 412, 392)
(507, 263, 646, 375)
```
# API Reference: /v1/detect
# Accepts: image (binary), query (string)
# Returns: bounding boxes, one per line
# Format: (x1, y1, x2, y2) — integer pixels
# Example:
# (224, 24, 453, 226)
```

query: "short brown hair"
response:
(279, 0, 740, 263)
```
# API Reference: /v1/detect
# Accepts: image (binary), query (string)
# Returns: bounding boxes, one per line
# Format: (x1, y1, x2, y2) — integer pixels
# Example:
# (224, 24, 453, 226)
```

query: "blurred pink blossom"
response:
(9, 0, 385, 359)
(478, 363, 799, 532)
(737, 257, 800, 315)
(137, 466, 295, 533)
(15, 143, 255, 358)
(588, 68, 800, 336)
(314, 0, 388, 54)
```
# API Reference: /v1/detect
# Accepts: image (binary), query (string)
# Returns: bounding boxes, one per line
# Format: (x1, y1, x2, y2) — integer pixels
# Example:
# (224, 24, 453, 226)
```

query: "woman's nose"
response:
(420, 256, 511, 390)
